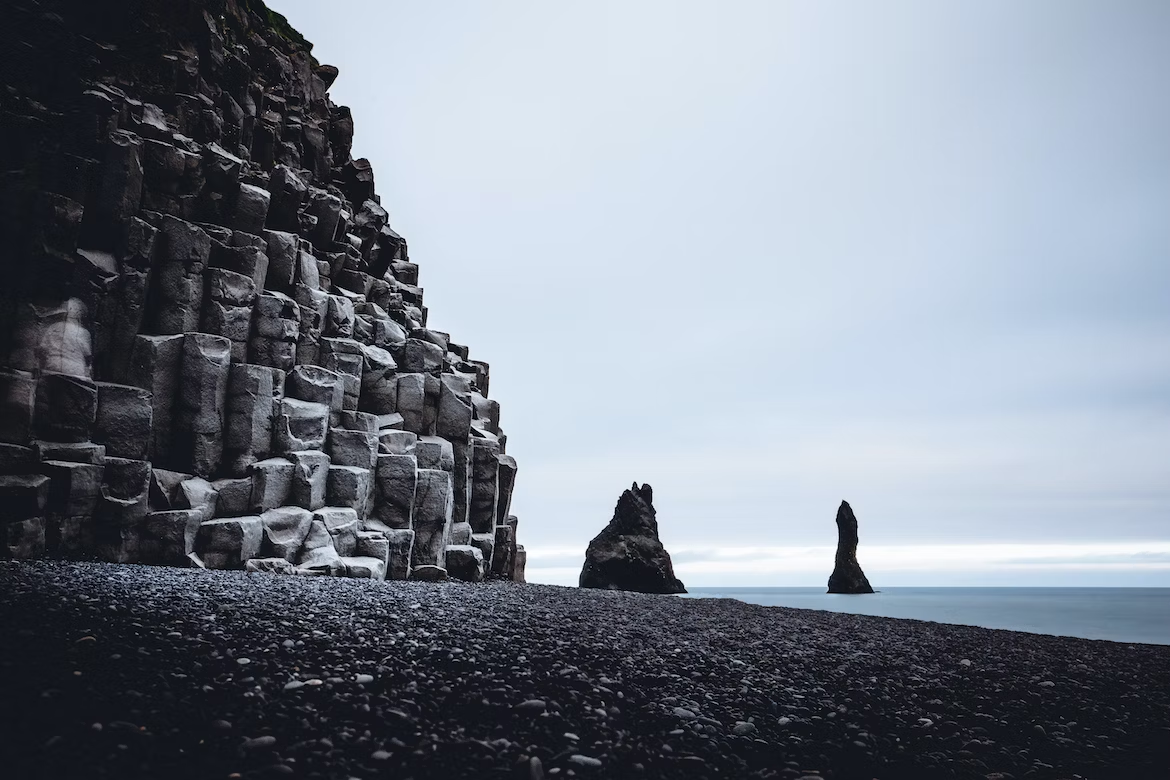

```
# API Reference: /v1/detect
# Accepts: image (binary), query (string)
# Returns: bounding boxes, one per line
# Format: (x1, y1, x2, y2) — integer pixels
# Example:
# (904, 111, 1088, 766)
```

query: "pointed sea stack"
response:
(579, 482, 686, 594)
(827, 500, 874, 594)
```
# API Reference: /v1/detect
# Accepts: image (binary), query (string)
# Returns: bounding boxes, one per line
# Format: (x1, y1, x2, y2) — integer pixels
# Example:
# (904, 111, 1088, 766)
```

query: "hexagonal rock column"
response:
(94, 382, 152, 460)
(319, 338, 363, 412)
(249, 457, 294, 512)
(259, 506, 312, 561)
(294, 285, 328, 366)
(95, 457, 151, 563)
(315, 507, 359, 556)
(140, 509, 201, 565)
(381, 528, 414, 580)
(0, 475, 50, 559)
(273, 399, 329, 455)
(200, 268, 257, 363)
(249, 291, 300, 371)
(392, 373, 426, 435)
(35, 373, 98, 443)
(446, 544, 485, 583)
(496, 454, 518, 526)
(410, 468, 453, 573)
(0, 370, 37, 444)
(290, 450, 329, 510)
(286, 365, 344, 423)
(469, 439, 500, 534)
(357, 344, 397, 415)
(173, 333, 231, 478)
(327, 465, 370, 519)
(126, 334, 184, 464)
(372, 453, 416, 532)
(262, 230, 298, 292)
(488, 519, 516, 580)
(150, 216, 210, 334)
(40, 459, 103, 556)
(197, 516, 262, 569)
(296, 517, 343, 574)
(223, 364, 283, 475)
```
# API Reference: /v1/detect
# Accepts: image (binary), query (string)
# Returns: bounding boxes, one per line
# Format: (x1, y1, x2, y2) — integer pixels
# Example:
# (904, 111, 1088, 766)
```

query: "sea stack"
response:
(827, 500, 874, 594)
(579, 482, 685, 594)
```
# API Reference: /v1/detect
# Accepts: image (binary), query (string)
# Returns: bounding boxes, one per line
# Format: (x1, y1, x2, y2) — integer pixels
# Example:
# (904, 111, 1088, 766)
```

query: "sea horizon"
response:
(682, 586, 1170, 646)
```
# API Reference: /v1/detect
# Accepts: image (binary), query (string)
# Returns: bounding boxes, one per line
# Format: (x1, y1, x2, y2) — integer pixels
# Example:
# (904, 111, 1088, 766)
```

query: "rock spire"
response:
(579, 482, 685, 594)
(827, 500, 874, 594)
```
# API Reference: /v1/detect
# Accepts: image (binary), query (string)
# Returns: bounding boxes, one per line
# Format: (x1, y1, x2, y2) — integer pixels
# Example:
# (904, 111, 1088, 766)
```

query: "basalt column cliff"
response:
(0, 0, 524, 582)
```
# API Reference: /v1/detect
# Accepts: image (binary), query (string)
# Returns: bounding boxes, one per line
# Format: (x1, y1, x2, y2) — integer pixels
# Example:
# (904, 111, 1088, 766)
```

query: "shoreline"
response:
(680, 586, 1170, 647)
(2, 560, 1168, 779)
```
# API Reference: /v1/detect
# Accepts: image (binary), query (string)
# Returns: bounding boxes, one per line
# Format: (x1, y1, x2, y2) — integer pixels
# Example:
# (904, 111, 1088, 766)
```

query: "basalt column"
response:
(0, 0, 524, 582)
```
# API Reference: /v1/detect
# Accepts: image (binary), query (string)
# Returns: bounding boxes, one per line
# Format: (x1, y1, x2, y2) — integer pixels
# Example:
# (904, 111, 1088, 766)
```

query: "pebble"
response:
(2, 561, 1165, 780)
(283, 681, 305, 691)
(514, 699, 547, 715)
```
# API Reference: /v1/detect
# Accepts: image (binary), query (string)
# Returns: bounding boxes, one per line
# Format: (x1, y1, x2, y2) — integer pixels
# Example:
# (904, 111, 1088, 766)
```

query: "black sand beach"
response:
(1, 561, 1167, 779)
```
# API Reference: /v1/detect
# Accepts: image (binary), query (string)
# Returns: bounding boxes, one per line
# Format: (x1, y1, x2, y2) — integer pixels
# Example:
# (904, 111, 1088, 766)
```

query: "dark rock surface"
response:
(580, 482, 685, 594)
(0, 0, 523, 582)
(2, 561, 1169, 779)
(827, 500, 874, 594)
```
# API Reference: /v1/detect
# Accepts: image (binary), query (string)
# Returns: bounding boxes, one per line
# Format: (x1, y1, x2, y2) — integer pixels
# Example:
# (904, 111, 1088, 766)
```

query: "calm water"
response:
(682, 587, 1170, 645)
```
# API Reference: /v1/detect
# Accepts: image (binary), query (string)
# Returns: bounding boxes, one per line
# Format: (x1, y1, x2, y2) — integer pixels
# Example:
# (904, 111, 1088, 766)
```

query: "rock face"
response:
(827, 500, 874, 594)
(580, 483, 685, 594)
(0, 0, 524, 582)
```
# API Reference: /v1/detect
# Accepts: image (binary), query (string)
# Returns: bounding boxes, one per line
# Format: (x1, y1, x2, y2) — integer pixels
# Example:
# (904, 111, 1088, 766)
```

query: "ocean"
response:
(682, 587, 1170, 645)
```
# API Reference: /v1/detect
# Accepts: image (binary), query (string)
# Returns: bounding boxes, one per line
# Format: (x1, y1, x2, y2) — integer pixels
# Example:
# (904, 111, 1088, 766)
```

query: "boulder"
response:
(343, 556, 386, 580)
(827, 500, 875, 594)
(246, 557, 297, 575)
(579, 482, 685, 594)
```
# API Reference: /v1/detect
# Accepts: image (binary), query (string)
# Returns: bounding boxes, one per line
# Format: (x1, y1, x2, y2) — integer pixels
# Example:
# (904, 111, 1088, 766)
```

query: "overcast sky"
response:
(270, 0, 1170, 586)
